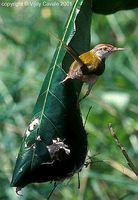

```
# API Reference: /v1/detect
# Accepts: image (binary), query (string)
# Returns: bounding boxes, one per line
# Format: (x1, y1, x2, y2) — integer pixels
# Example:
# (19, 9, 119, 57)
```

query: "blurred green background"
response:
(0, 0, 138, 199)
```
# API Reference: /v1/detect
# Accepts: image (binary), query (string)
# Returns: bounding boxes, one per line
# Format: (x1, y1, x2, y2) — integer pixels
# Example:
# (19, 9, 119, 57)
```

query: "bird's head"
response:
(92, 44, 124, 59)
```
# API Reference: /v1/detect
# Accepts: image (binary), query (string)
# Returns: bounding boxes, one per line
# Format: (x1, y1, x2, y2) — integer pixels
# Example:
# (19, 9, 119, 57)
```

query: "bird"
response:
(61, 43, 124, 101)
(48, 32, 124, 101)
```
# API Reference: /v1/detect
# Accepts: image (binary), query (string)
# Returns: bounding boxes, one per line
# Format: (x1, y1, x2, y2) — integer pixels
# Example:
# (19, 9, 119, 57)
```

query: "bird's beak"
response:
(112, 47, 125, 51)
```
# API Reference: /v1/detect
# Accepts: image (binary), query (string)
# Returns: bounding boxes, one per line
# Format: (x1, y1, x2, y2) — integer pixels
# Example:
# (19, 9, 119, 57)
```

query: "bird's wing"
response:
(79, 52, 101, 75)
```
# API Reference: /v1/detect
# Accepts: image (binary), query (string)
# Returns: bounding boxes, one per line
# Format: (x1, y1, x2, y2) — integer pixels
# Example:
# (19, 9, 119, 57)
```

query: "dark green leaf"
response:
(11, 0, 92, 189)
(93, 0, 138, 14)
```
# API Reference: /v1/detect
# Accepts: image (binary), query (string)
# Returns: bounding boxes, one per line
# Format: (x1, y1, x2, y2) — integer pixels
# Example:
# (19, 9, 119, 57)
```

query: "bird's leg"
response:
(79, 83, 93, 102)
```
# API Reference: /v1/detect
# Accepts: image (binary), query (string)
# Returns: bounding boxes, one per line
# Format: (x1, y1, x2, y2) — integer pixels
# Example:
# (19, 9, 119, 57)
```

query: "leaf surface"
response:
(11, 0, 92, 188)
(93, 0, 138, 14)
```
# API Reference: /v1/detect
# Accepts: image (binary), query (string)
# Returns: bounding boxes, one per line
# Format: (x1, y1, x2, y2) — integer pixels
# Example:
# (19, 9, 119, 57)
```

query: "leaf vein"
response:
(42, 113, 59, 134)
(49, 90, 66, 109)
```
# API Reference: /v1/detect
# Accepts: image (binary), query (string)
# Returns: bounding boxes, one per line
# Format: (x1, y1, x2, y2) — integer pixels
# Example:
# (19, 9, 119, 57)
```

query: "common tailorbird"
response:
(50, 32, 124, 101)
(61, 43, 124, 101)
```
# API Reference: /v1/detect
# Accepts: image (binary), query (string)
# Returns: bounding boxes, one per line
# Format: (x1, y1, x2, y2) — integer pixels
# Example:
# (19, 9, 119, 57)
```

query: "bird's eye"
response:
(103, 47, 107, 51)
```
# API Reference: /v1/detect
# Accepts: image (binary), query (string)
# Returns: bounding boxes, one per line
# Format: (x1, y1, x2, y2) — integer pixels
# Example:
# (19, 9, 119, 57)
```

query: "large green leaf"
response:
(11, 0, 92, 188)
(93, 0, 138, 14)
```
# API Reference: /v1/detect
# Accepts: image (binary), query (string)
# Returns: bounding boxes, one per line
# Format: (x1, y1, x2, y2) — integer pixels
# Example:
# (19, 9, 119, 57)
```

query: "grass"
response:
(0, 3, 138, 200)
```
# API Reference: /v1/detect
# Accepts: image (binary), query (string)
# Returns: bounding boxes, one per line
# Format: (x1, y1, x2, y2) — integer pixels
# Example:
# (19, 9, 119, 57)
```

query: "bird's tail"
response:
(60, 74, 72, 84)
